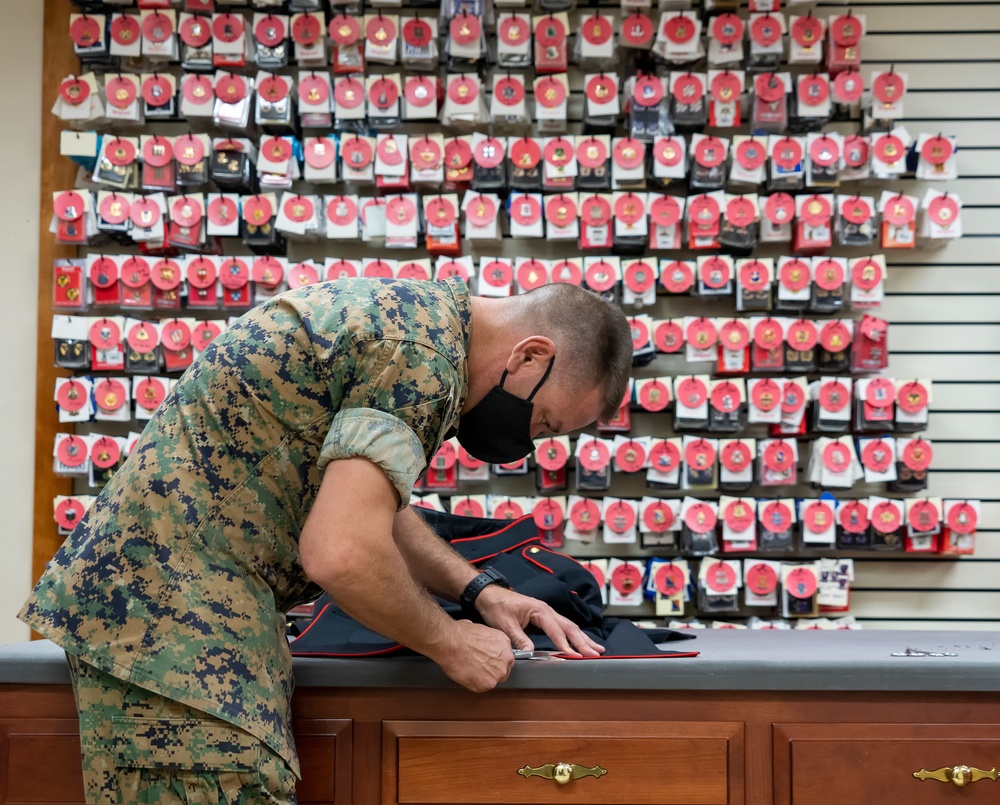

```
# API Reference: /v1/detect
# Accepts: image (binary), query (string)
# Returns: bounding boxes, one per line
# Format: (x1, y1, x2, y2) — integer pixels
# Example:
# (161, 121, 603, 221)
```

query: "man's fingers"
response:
(531, 611, 578, 656)
(565, 622, 604, 657)
(505, 622, 535, 652)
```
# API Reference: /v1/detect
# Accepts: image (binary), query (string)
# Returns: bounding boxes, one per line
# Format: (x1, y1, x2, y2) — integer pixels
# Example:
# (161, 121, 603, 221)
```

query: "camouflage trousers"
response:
(67, 654, 297, 804)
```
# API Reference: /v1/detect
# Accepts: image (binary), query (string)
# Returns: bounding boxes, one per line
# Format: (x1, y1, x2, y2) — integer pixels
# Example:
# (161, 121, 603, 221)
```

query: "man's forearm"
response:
(393, 507, 478, 601)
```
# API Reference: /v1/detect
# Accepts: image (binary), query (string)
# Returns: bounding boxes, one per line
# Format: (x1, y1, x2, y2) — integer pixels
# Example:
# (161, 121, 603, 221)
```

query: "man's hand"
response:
(428, 620, 515, 693)
(474, 586, 606, 658)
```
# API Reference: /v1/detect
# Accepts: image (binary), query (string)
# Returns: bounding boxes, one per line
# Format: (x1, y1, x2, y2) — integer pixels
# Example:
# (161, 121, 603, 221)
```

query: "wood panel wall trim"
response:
(31, 0, 77, 621)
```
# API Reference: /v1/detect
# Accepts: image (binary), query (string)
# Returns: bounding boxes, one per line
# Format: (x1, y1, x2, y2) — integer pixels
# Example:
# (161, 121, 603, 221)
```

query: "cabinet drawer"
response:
(383, 720, 743, 805)
(775, 723, 1000, 805)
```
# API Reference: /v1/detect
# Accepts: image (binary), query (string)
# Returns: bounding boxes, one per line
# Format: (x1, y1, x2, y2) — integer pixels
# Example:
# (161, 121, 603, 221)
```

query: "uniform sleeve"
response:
(317, 337, 458, 509)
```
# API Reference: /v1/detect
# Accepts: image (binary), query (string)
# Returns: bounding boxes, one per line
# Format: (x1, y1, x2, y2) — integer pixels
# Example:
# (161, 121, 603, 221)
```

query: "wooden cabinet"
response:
(773, 723, 1000, 805)
(382, 720, 742, 805)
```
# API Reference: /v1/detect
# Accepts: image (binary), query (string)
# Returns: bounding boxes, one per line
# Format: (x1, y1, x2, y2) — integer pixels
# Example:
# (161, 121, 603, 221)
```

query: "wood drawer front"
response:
(295, 719, 353, 804)
(775, 723, 1000, 805)
(383, 720, 743, 805)
(0, 718, 85, 804)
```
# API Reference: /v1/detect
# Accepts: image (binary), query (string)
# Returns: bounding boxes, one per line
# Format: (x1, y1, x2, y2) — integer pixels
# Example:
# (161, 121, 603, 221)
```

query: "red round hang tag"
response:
(798, 74, 830, 107)
(739, 260, 770, 292)
(823, 441, 853, 473)
(285, 194, 317, 223)
(365, 15, 397, 46)
(653, 562, 684, 594)
(772, 137, 803, 172)
(785, 568, 818, 599)
(57, 435, 88, 468)
(192, 321, 222, 352)
(820, 321, 851, 353)
(803, 501, 835, 535)
(624, 261, 655, 294)
(650, 441, 681, 475)
(676, 377, 708, 408)
(243, 194, 275, 226)
(179, 14, 210, 47)
(450, 12, 481, 46)
(753, 319, 783, 351)
(654, 320, 684, 353)
(425, 197, 456, 228)
(363, 260, 395, 280)
(517, 258, 547, 291)
(333, 77, 364, 110)
(326, 195, 358, 228)
(720, 319, 750, 352)
(466, 195, 497, 228)
(59, 76, 90, 106)
(576, 137, 607, 170)
(813, 259, 845, 291)
(127, 321, 159, 353)
(448, 76, 478, 106)
(105, 138, 136, 167)
(752, 378, 781, 412)
(614, 193, 644, 225)
(711, 382, 741, 414)
(71, 15, 102, 47)
(89, 256, 117, 289)
(764, 440, 795, 473)
(292, 13, 321, 45)
(504, 138, 539, 172)
(326, 260, 357, 281)
(721, 442, 752, 475)
(755, 73, 784, 104)
(638, 380, 670, 412)
(873, 134, 906, 166)
(106, 75, 138, 109)
(452, 498, 484, 519)
(800, 195, 832, 226)
(510, 194, 542, 228)
(141, 75, 173, 107)
(409, 137, 442, 172)
(341, 137, 374, 171)
(213, 13, 244, 43)
(700, 257, 730, 290)
(839, 197, 870, 226)
(862, 439, 894, 473)
(534, 499, 564, 531)
(605, 501, 637, 535)
(99, 193, 130, 225)
(872, 501, 902, 533)
(611, 563, 642, 594)
(498, 14, 529, 47)
(615, 440, 646, 473)
(396, 262, 429, 281)
(135, 378, 166, 412)
(150, 259, 179, 291)
(550, 259, 581, 286)
(883, 195, 915, 226)
(493, 75, 524, 108)
(649, 195, 681, 229)
(751, 14, 782, 46)
(570, 498, 601, 532)
(613, 138, 645, 170)
(186, 256, 216, 290)
(329, 14, 360, 46)
(686, 439, 716, 473)
(928, 195, 960, 227)
(534, 15, 566, 47)
(831, 14, 862, 47)
(780, 259, 811, 293)
(536, 438, 568, 471)
(110, 14, 141, 46)
(787, 320, 818, 351)
(252, 256, 283, 287)
(653, 137, 684, 169)
(902, 439, 933, 472)
(545, 194, 576, 229)
(457, 446, 484, 472)
(663, 13, 696, 44)
(747, 563, 779, 596)
(852, 258, 883, 292)
(841, 136, 869, 171)
(175, 134, 205, 166)
(585, 261, 617, 293)
(694, 137, 726, 169)
(660, 261, 693, 295)
(735, 139, 766, 172)
(710, 73, 741, 108)
(141, 12, 173, 43)
(819, 380, 850, 413)
(726, 197, 757, 227)
(57, 379, 88, 413)
(669, 73, 702, 106)
(621, 13, 654, 47)
(762, 500, 793, 532)
(217, 258, 249, 291)
(908, 500, 939, 533)
(255, 15, 286, 47)
(258, 76, 289, 105)
(369, 77, 399, 111)
(474, 137, 505, 169)
(760, 193, 793, 228)
(948, 503, 978, 534)
(705, 561, 737, 593)
(840, 500, 870, 533)
(897, 381, 929, 415)
(873, 72, 905, 105)
(89, 318, 121, 350)
(712, 13, 744, 46)
(586, 74, 617, 106)
(119, 256, 149, 288)
(791, 15, 823, 47)
(685, 503, 717, 535)
(160, 319, 192, 352)
(921, 136, 954, 166)
(405, 76, 437, 110)
(298, 74, 329, 107)
(809, 136, 839, 168)
(171, 196, 202, 228)
(832, 70, 864, 105)
(689, 194, 721, 227)
(578, 439, 610, 472)
(182, 74, 213, 106)
(215, 73, 246, 105)
(687, 318, 718, 351)
(377, 136, 405, 169)
(582, 14, 613, 46)
(864, 377, 895, 409)
(301, 138, 335, 171)
(55, 497, 86, 530)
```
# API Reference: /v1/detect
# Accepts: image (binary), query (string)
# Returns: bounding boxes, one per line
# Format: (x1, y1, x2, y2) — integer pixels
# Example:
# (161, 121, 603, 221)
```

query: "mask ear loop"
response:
(499, 356, 555, 399)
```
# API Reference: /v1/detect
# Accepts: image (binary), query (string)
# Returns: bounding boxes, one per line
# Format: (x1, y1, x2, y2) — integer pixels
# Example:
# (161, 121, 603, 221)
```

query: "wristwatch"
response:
(459, 567, 511, 618)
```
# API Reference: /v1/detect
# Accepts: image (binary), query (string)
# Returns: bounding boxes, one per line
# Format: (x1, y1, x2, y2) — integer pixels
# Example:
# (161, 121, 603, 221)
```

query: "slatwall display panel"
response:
(35, 0, 999, 634)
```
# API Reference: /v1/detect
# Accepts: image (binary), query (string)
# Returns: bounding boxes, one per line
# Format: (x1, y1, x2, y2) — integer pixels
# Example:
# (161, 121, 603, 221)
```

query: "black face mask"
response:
(457, 358, 555, 465)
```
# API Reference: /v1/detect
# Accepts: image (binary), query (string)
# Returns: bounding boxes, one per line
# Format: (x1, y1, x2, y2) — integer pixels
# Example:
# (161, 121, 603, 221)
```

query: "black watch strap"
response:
(459, 568, 510, 618)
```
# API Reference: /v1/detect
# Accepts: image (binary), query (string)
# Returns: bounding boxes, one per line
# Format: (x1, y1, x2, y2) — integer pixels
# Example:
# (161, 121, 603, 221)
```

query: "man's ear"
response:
(505, 336, 555, 374)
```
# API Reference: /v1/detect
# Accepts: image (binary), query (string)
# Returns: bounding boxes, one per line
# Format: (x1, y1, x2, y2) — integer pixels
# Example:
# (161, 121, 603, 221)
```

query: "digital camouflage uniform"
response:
(21, 278, 472, 803)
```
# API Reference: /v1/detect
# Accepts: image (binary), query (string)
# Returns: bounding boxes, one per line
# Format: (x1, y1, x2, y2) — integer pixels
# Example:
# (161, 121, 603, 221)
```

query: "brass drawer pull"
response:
(518, 762, 608, 785)
(913, 765, 999, 787)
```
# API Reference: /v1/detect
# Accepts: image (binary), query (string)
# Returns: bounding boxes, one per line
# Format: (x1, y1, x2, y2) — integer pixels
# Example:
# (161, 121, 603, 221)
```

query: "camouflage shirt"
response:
(20, 278, 472, 777)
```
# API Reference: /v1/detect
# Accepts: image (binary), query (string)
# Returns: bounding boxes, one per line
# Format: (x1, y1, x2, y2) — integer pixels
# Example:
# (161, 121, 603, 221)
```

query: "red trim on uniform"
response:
(449, 515, 535, 542)
(292, 602, 331, 641)
(469, 537, 542, 565)
(555, 652, 700, 660)
(521, 546, 555, 574)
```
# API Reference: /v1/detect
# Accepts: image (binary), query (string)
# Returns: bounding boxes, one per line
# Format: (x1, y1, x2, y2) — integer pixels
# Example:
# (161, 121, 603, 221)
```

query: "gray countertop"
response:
(3, 631, 999, 692)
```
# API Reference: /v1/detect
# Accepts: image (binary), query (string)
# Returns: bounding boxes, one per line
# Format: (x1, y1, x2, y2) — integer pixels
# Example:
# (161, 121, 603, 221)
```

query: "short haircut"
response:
(517, 284, 633, 420)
